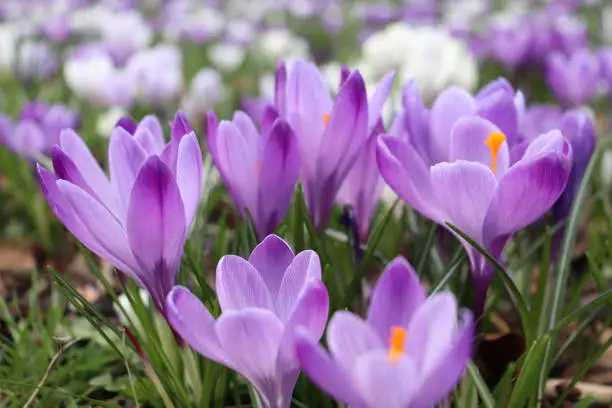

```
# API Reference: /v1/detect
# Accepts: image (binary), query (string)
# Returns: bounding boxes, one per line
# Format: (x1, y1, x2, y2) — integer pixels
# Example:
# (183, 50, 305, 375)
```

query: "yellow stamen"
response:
(323, 113, 331, 126)
(484, 131, 506, 174)
(388, 326, 407, 363)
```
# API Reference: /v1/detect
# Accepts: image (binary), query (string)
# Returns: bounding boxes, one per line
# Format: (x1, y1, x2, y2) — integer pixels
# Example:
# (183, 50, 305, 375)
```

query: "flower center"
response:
(323, 113, 330, 126)
(388, 326, 407, 363)
(483, 131, 506, 174)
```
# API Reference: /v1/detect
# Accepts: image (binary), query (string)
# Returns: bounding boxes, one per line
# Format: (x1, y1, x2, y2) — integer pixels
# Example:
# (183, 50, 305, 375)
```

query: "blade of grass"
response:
(466, 362, 495, 408)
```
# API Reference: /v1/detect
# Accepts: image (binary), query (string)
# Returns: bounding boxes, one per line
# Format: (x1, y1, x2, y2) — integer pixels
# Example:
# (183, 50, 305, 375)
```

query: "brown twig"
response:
(546, 378, 612, 404)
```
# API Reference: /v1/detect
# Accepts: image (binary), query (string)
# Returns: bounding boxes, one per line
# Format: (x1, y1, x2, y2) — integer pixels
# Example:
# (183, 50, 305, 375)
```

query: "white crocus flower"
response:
(0, 24, 18, 76)
(96, 107, 128, 138)
(256, 28, 310, 62)
(182, 68, 226, 119)
(208, 43, 246, 72)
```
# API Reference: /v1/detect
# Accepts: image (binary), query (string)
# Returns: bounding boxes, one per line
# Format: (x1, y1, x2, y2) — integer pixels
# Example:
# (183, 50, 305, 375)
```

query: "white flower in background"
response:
(603, 6, 612, 44)
(127, 43, 184, 107)
(114, 289, 150, 331)
(96, 106, 128, 138)
(601, 149, 612, 187)
(64, 46, 115, 104)
(0, 24, 18, 76)
(258, 73, 276, 100)
(182, 68, 226, 119)
(226, 19, 256, 44)
(360, 23, 478, 103)
(256, 28, 310, 62)
(100, 10, 152, 64)
(441, 0, 489, 31)
(68, 4, 113, 35)
(321, 62, 342, 90)
(208, 43, 246, 72)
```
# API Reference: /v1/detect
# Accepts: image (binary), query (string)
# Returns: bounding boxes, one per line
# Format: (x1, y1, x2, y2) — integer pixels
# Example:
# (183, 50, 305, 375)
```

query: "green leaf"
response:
(507, 335, 550, 408)
(466, 362, 495, 408)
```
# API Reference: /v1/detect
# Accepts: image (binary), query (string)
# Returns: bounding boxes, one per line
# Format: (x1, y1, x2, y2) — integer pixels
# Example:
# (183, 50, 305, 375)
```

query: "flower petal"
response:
(248, 234, 295, 300)
(295, 333, 361, 406)
(317, 71, 369, 184)
(256, 119, 300, 237)
(450, 116, 510, 178)
(109, 126, 148, 219)
(278, 281, 329, 368)
(376, 136, 439, 221)
(55, 179, 140, 282)
(60, 129, 117, 214)
(176, 132, 203, 229)
(165, 286, 228, 365)
(133, 115, 164, 155)
(171, 111, 192, 141)
(401, 80, 432, 164)
(405, 292, 458, 378)
(367, 257, 425, 343)
(413, 310, 474, 408)
(367, 71, 395, 132)
(429, 87, 476, 163)
(430, 161, 497, 243)
(327, 311, 384, 373)
(476, 86, 519, 145)
(126, 156, 186, 304)
(276, 250, 322, 321)
(354, 351, 417, 408)
(215, 309, 284, 404)
(216, 255, 274, 312)
(483, 148, 572, 245)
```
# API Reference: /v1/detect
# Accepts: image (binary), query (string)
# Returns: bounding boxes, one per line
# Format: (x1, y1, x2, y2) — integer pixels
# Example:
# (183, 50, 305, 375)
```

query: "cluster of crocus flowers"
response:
(39, 113, 202, 313)
(0, 100, 79, 159)
(166, 237, 472, 408)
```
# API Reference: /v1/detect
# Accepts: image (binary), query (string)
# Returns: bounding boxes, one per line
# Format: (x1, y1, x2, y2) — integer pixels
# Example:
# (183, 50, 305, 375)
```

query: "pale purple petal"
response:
(430, 161, 497, 244)
(216, 255, 274, 312)
(377, 136, 439, 221)
(402, 80, 431, 164)
(295, 334, 360, 406)
(327, 311, 385, 373)
(367, 71, 395, 132)
(248, 234, 295, 299)
(354, 351, 417, 408)
(483, 149, 572, 245)
(276, 250, 321, 321)
(450, 116, 510, 178)
(413, 310, 474, 408)
(134, 115, 164, 154)
(165, 286, 228, 365)
(367, 257, 425, 343)
(109, 126, 148, 219)
(215, 309, 284, 406)
(176, 132, 203, 228)
(429, 87, 476, 163)
(405, 292, 458, 378)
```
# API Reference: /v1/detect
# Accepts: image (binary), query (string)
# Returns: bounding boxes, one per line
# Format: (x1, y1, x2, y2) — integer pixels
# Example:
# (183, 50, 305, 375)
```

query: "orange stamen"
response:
(388, 326, 407, 363)
(484, 131, 506, 174)
(323, 113, 331, 125)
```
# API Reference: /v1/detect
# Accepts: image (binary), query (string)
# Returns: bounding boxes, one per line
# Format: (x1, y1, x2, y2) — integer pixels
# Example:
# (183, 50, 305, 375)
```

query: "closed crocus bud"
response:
(546, 49, 600, 106)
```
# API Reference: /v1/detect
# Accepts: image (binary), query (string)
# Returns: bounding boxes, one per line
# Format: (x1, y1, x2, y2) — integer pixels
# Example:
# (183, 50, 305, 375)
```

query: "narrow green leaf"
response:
(416, 222, 437, 276)
(466, 362, 495, 408)
(507, 335, 550, 408)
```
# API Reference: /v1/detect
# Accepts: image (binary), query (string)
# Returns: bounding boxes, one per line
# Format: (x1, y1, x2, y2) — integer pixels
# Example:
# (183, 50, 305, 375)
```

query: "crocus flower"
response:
(336, 69, 396, 242)
(166, 235, 329, 408)
(15, 40, 59, 82)
(296, 257, 473, 408)
(546, 49, 600, 106)
(486, 17, 532, 69)
(38, 112, 202, 313)
(207, 110, 300, 238)
(378, 114, 572, 319)
(272, 59, 390, 229)
(0, 100, 78, 158)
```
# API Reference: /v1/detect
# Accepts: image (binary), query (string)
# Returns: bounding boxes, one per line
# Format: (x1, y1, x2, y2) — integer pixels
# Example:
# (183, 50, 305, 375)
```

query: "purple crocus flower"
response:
(38, 112, 202, 313)
(272, 59, 392, 229)
(336, 69, 395, 242)
(296, 257, 473, 408)
(166, 235, 329, 408)
(378, 114, 572, 319)
(207, 110, 300, 238)
(546, 49, 600, 106)
(15, 40, 59, 82)
(486, 18, 532, 69)
(0, 101, 79, 158)
(599, 48, 612, 89)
